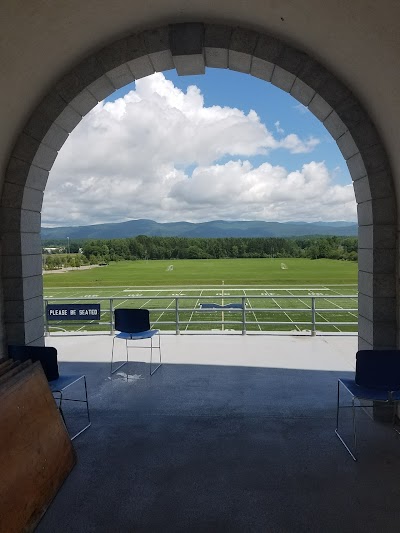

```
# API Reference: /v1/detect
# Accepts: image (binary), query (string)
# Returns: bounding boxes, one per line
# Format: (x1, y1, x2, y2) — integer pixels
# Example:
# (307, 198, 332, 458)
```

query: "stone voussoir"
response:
(308, 93, 333, 122)
(144, 27, 174, 72)
(54, 105, 82, 133)
(250, 57, 274, 82)
(41, 122, 69, 152)
(336, 130, 359, 161)
(228, 28, 258, 74)
(87, 75, 115, 102)
(69, 89, 98, 117)
(290, 78, 315, 106)
(170, 23, 205, 75)
(96, 37, 128, 72)
(323, 110, 348, 140)
(271, 66, 295, 92)
(106, 64, 135, 89)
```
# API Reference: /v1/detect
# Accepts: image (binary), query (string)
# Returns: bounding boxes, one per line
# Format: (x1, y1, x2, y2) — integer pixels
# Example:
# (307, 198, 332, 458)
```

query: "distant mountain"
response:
(41, 219, 357, 241)
(286, 221, 355, 227)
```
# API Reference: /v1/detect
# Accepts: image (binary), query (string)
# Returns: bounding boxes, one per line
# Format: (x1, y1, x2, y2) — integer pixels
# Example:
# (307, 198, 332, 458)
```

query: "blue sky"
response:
(43, 69, 355, 226)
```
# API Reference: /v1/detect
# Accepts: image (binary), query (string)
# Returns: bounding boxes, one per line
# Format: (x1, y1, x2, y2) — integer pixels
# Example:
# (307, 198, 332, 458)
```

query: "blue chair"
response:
(111, 308, 162, 376)
(335, 349, 400, 461)
(8, 345, 91, 440)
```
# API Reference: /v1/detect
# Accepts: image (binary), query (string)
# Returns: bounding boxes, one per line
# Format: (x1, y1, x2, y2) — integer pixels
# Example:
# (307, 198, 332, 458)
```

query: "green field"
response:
(43, 259, 358, 334)
(44, 258, 357, 287)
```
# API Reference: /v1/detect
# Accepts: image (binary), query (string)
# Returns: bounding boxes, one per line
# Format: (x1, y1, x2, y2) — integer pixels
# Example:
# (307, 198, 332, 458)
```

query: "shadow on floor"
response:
(37, 361, 400, 533)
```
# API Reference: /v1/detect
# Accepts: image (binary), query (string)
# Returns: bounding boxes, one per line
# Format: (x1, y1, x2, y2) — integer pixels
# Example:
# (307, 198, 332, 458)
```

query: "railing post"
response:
(109, 298, 114, 335)
(242, 297, 246, 335)
(311, 297, 316, 336)
(175, 297, 180, 334)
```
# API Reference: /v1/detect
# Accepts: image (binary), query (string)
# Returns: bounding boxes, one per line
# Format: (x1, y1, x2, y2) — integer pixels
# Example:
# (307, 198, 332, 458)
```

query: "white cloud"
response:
(274, 120, 284, 135)
(168, 161, 356, 222)
(294, 103, 309, 114)
(43, 73, 354, 226)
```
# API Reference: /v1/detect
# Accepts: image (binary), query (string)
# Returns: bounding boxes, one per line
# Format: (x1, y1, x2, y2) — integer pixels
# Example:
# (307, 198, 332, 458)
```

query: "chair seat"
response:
(115, 329, 159, 340)
(49, 374, 85, 392)
(339, 378, 400, 402)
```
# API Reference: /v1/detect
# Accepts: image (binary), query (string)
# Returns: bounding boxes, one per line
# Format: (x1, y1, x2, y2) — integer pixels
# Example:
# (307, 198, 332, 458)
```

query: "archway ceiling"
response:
(1, 1, 400, 208)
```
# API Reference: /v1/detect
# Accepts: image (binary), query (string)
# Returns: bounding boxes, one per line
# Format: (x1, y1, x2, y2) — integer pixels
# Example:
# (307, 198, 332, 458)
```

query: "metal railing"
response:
(44, 294, 358, 336)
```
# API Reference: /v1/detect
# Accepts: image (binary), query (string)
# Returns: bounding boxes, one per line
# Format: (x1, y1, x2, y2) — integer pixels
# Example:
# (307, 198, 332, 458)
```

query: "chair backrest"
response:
(8, 345, 59, 381)
(114, 308, 151, 334)
(355, 350, 400, 390)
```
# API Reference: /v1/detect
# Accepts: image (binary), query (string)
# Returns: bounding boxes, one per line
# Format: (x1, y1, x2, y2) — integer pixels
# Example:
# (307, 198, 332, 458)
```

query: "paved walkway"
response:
(37, 334, 400, 532)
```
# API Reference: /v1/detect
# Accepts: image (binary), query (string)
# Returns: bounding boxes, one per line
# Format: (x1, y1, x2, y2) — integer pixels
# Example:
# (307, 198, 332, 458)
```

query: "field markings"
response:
(318, 293, 358, 320)
(255, 289, 301, 332)
(45, 284, 358, 334)
(152, 290, 184, 328)
(287, 290, 341, 332)
(74, 289, 137, 332)
(325, 286, 358, 305)
(74, 289, 164, 333)
(44, 283, 358, 290)
(243, 289, 262, 331)
(184, 289, 204, 332)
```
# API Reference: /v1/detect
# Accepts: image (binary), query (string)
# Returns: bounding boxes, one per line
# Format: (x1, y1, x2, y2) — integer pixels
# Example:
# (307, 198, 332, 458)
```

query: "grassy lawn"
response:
(43, 258, 357, 287)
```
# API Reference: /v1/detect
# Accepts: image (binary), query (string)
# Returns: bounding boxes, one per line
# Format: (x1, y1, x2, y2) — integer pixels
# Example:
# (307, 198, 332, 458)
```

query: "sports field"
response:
(43, 258, 358, 334)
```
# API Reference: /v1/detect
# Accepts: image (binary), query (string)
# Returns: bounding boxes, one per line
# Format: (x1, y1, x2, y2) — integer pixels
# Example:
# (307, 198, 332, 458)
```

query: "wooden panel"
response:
(0, 358, 14, 377)
(0, 361, 76, 533)
(0, 360, 31, 385)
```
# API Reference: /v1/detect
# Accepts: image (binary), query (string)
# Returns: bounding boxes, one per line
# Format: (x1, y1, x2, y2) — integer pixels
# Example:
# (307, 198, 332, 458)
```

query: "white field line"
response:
(272, 295, 301, 332)
(185, 289, 204, 332)
(46, 290, 85, 300)
(254, 289, 301, 332)
(325, 286, 358, 304)
(243, 290, 262, 331)
(287, 290, 341, 332)
(46, 283, 358, 290)
(319, 294, 358, 319)
(75, 290, 164, 332)
(75, 290, 133, 332)
(152, 291, 184, 327)
(44, 289, 81, 298)
(91, 288, 134, 321)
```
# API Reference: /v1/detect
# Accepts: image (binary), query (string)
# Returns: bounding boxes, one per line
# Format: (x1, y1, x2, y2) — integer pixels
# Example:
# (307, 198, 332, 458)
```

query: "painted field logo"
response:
(46, 304, 100, 321)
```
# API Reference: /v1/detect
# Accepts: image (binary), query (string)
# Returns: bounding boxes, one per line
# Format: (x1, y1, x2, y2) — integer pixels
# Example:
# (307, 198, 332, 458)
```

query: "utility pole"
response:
(67, 237, 70, 254)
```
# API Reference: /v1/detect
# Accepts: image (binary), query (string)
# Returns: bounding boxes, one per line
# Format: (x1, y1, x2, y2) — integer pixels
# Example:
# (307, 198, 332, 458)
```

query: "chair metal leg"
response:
(392, 400, 400, 435)
(71, 376, 91, 441)
(53, 376, 91, 441)
(59, 403, 66, 425)
(150, 332, 162, 376)
(352, 396, 357, 455)
(335, 380, 358, 461)
(110, 336, 128, 375)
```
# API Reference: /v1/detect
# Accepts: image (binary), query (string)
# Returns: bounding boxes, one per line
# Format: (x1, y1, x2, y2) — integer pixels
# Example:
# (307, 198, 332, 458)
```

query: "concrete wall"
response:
(0, 3, 399, 352)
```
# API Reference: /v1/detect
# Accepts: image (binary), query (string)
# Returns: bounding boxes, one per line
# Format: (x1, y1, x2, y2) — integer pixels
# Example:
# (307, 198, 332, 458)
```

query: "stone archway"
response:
(1, 23, 396, 349)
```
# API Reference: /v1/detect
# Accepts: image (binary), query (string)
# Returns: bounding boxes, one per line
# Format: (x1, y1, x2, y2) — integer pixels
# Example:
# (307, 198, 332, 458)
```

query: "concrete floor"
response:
(36, 334, 400, 532)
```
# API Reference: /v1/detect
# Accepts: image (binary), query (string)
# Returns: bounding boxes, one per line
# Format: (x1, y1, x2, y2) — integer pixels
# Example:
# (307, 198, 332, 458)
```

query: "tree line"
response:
(53, 235, 358, 263)
(43, 253, 90, 270)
